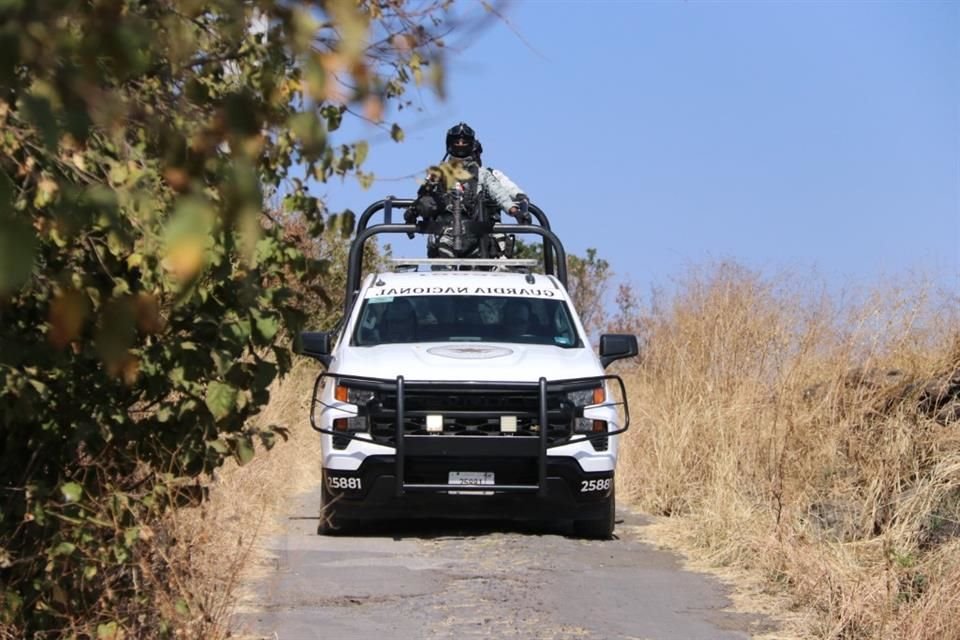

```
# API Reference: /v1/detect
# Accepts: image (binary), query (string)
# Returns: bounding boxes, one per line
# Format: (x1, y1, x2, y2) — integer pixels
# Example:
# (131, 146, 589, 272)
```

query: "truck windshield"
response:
(352, 295, 582, 348)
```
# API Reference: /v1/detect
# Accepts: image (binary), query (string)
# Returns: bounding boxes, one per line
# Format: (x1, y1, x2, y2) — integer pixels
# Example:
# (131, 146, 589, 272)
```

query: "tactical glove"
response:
(414, 194, 439, 219)
(511, 205, 531, 225)
(513, 193, 531, 224)
(403, 207, 419, 239)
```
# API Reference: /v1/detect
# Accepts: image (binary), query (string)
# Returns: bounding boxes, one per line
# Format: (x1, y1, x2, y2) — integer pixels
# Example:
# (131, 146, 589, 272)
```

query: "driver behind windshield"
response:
(500, 299, 545, 340)
(379, 298, 419, 343)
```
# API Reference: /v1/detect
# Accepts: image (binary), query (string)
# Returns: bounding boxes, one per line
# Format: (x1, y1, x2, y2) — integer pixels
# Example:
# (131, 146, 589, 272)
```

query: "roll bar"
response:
(344, 221, 569, 317)
(355, 197, 558, 276)
(357, 198, 553, 232)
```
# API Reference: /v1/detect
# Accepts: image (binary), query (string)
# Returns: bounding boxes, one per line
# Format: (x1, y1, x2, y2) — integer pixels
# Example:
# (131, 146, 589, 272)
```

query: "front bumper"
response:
(326, 456, 613, 521)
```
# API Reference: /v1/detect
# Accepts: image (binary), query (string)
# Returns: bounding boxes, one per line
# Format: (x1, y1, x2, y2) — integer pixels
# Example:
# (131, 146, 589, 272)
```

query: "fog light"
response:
(500, 416, 517, 433)
(592, 420, 606, 433)
(333, 418, 348, 431)
(426, 414, 443, 433)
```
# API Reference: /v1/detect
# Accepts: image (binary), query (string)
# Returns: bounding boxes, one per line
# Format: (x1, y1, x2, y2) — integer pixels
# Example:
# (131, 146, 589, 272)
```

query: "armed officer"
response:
(406, 122, 531, 262)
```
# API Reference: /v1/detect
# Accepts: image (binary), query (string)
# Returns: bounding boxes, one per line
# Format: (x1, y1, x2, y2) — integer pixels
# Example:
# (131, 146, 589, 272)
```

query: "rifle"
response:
(452, 183, 464, 254)
(411, 165, 487, 261)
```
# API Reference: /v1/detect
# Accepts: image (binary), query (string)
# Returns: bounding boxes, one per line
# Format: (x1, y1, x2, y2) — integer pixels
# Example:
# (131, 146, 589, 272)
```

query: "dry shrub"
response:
(145, 215, 367, 637)
(618, 261, 960, 639)
(134, 359, 323, 639)
(273, 210, 389, 331)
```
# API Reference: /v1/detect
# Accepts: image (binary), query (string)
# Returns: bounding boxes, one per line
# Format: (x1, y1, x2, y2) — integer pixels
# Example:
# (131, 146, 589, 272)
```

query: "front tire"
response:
(573, 481, 615, 540)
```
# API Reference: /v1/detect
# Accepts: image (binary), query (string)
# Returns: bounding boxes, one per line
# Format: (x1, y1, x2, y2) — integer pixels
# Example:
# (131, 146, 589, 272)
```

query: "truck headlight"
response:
(334, 384, 377, 406)
(332, 383, 377, 433)
(566, 386, 607, 434)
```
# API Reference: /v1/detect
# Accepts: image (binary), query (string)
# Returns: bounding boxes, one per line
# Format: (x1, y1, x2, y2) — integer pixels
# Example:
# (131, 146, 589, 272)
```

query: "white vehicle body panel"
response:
(334, 342, 602, 382)
(318, 271, 623, 474)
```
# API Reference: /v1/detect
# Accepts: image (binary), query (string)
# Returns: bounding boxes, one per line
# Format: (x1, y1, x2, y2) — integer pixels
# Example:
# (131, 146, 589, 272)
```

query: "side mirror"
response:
(598, 334, 639, 369)
(299, 331, 333, 366)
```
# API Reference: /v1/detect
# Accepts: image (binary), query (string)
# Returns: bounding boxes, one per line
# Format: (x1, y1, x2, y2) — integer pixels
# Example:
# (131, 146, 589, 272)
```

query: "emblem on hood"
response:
(426, 345, 513, 360)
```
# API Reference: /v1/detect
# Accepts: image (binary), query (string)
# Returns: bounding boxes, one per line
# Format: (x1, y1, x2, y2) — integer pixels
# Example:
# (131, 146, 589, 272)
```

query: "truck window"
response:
(352, 295, 582, 347)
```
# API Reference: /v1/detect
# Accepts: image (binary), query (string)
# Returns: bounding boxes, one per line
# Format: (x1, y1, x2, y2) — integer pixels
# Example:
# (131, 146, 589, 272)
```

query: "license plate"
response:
(448, 471, 494, 495)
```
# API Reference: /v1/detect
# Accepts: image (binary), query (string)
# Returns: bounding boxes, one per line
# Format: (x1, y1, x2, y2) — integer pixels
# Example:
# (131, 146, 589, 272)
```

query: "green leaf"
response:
(357, 171, 375, 190)
(303, 56, 327, 101)
(28, 378, 48, 395)
(354, 140, 369, 166)
(326, 0, 369, 63)
(97, 621, 121, 639)
(252, 310, 280, 342)
(21, 94, 59, 150)
(288, 112, 326, 156)
(234, 435, 255, 466)
(0, 215, 37, 295)
(225, 316, 252, 342)
(339, 210, 356, 238)
(51, 542, 76, 556)
(60, 482, 83, 503)
(163, 196, 216, 281)
(207, 439, 229, 454)
(108, 162, 129, 186)
(205, 381, 238, 420)
(211, 350, 230, 376)
(112, 543, 129, 563)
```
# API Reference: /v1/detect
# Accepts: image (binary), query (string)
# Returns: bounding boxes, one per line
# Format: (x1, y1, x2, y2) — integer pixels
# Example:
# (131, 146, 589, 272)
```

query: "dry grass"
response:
(166, 261, 960, 639)
(618, 262, 960, 639)
(156, 359, 323, 638)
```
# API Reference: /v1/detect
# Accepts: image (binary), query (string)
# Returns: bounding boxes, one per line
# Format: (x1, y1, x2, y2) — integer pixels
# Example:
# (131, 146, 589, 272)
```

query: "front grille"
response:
(364, 385, 576, 446)
(386, 388, 545, 413)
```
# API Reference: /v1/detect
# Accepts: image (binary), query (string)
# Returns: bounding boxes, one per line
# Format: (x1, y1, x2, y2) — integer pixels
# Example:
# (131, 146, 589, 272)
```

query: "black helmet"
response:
(446, 122, 479, 159)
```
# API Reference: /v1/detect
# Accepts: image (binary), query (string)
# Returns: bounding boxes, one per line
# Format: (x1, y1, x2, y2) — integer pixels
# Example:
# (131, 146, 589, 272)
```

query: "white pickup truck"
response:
(299, 199, 637, 538)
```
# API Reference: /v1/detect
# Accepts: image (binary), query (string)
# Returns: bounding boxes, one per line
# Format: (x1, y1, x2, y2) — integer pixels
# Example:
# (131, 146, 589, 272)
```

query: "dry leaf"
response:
(48, 290, 88, 349)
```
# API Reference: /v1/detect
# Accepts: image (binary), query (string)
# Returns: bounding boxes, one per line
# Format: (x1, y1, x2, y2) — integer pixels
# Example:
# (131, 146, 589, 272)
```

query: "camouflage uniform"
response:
(411, 122, 529, 266)
(424, 161, 526, 261)
(483, 168, 527, 259)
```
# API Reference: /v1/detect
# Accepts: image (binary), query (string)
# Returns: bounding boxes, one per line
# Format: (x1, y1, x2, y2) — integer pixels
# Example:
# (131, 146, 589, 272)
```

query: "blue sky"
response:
(318, 0, 959, 299)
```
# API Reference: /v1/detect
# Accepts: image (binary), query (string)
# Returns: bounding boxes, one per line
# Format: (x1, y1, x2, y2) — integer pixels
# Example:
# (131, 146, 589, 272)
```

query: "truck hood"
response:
(334, 342, 603, 382)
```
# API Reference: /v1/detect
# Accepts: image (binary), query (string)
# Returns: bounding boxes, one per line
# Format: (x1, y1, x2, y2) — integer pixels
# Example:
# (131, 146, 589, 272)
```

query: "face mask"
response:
(448, 139, 474, 158)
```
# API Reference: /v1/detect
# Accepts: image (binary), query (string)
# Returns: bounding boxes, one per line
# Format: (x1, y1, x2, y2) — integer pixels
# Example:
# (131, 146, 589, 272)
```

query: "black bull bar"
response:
(310, 373, 630, 498)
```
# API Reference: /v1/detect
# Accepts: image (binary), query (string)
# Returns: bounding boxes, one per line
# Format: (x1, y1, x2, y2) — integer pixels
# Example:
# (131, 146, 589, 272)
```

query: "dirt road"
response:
(232, 488, 774, 639)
